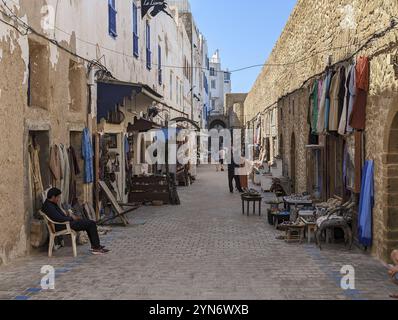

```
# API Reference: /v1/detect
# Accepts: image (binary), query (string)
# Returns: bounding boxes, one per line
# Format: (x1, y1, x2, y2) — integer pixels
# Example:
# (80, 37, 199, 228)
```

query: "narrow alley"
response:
(0, 165, 396, 300)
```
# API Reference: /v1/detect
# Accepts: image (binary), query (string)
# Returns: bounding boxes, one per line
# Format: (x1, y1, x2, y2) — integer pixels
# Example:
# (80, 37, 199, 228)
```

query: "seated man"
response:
(42, 188, 110, 255)
(388, 250, 398, 299)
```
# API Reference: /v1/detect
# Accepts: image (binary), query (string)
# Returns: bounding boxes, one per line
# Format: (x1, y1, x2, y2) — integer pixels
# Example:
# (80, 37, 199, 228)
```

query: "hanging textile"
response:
(329, 67, 345, 132)
(350, 56, 369, 130)
(308, 80, 319, 135)
(82, 127, 94, 184)
(358, 160, 374, 248)
(338, 64, 353, 135)
(49, 144, 62, 188)
(317, 72, 332, 134)
(337, 65, 347, 130)
(60, 144, 70, 205)
(68, 146, 80, 206)
(346, 62, 357, 134)
(324, 71, 336, 132)
(354, 131, 363, 193)
(29, 143, 44, 213)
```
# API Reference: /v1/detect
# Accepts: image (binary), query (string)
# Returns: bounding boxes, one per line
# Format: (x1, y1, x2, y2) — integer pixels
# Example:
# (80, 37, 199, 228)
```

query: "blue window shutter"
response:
(108, 0, 117, 38)
(132, 2, 139, 57)
(158, 45, 162, 85)
(146, 22, 151, 70)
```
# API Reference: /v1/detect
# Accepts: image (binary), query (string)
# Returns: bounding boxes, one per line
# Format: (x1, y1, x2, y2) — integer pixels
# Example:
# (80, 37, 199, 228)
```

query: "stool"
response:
(306, 223, 317, 244)
(242, 195, 263, 216)
(285, 225, 305, 243)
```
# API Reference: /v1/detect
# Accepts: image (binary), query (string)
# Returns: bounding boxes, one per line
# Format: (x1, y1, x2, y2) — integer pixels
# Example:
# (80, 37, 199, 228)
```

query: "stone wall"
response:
(245, 0, 398, 261)
(225, 93, 247, 128)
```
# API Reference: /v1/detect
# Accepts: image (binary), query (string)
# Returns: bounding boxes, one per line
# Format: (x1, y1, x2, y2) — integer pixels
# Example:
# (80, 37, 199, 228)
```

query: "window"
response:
(146, 21, 151, 70)
(203, 73, 208, 94)
(211, 80, 216, 89)
(132, 1, 139, 57)
(158, 45, 162, 85)
(210, 67, 215, 77)
(28, 40, 49, 109)
(224, 72, 231, 82)
(108, 0, 117, 38)
(68, 60, 85, 112)
(170, 72, 173, 100)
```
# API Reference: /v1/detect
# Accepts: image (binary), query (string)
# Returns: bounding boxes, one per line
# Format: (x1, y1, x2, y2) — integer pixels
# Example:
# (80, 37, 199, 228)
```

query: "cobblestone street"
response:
(0, 165, 396, 300)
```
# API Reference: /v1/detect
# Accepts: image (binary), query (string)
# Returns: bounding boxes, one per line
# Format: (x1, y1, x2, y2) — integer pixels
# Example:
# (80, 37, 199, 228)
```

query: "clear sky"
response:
(190, 0, 297, 93)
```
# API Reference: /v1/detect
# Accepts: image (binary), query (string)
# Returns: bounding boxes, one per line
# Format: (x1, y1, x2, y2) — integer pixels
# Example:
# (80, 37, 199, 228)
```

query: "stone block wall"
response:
(245, 0, 398, 261)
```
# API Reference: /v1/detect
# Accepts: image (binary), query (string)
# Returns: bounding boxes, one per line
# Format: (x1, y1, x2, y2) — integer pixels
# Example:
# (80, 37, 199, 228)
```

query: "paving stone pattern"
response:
(0, 166, 396, 300)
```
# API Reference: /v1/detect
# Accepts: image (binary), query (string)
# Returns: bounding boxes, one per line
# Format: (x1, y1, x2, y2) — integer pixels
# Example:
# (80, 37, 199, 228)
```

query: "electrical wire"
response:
(1, 0, 396, 77)
(245, 17, 398, 122)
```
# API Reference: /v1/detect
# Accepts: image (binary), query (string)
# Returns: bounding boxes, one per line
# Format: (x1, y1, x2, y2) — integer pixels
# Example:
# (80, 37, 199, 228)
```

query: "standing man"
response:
(217, 147, 226, 172)
(228, 149, 244, 194)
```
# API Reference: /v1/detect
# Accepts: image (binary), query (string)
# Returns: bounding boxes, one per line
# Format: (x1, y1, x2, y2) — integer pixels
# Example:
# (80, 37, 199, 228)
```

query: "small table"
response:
(300, 217, 317, 244)
(285, 224, 306, 243)
(242, 195, 263, 216)
(283, 197, 313, 211)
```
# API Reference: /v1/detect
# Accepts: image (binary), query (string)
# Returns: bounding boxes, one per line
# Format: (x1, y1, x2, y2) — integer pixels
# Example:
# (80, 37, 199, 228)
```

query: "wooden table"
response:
(300, 217, 317, 244)
(242, 195, 263, 216)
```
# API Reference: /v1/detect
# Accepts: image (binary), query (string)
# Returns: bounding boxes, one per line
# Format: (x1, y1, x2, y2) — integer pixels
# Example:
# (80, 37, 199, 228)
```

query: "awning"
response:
(97, 79, 188, 123)
(127, 117, 162, 133)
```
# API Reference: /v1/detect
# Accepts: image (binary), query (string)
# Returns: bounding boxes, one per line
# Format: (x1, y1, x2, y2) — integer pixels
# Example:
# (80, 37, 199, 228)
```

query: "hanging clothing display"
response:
(68, 146, 81, 206)
(346, 62, 357, 134)
(317, 72, 332, 134)
(358, 160, 374, 248)
(60, 144, 70, 205)
(354, 131, 363, 194)
(338, 64, 353, 135)
(29, 143, 44, 213)
(49, 144, 62, 188)
(350, 56, 369, 130)
(324, 71, 336, 132)
(329, 66, 346, 132)
(82, 127, 94, 184)
(308, 79, 319, 134)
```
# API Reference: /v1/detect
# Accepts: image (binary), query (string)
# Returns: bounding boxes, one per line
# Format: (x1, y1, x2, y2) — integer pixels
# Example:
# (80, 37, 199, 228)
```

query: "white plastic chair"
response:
(39, 210, 77, 258)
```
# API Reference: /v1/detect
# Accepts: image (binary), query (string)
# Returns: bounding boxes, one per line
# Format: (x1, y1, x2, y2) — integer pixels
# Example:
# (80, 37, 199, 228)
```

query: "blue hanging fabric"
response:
(358, 160, 374, 248)
(82, 128, 94, 184)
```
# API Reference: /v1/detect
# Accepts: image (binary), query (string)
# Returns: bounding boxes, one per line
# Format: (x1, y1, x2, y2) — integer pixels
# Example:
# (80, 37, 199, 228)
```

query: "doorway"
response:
(28, 130, 50, 217)
(290, 132, 296, 193)
(385, 112, 398, 258)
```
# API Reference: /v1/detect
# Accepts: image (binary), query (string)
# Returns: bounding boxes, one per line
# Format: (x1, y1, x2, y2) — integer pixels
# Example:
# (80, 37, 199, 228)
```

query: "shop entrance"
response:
(386, 112, 398, 256)
(28, 130, 50, 217)
(290, 132, 296, 193)
(69, 131, 84, 205)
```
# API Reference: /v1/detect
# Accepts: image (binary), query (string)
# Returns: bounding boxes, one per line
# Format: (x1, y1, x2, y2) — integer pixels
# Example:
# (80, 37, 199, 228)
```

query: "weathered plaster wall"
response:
(245, 0, 398, 261)
(0, 12, 29, 265)
(0, 0, 205, 265)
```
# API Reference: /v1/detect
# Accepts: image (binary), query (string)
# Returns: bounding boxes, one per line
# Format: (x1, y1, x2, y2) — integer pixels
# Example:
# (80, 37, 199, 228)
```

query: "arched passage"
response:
(209, 119, 227, 131)
(385, 112, 398, 257)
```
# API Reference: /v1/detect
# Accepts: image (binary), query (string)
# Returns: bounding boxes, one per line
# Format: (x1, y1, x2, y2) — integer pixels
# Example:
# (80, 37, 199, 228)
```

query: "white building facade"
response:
(209, 50, 232, 116)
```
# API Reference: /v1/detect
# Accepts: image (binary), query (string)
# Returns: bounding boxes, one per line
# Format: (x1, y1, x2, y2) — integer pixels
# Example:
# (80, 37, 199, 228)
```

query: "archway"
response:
(385, 112, 398, 259)
(290, 132, 296, 193)
(209, 119, 227, 131)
